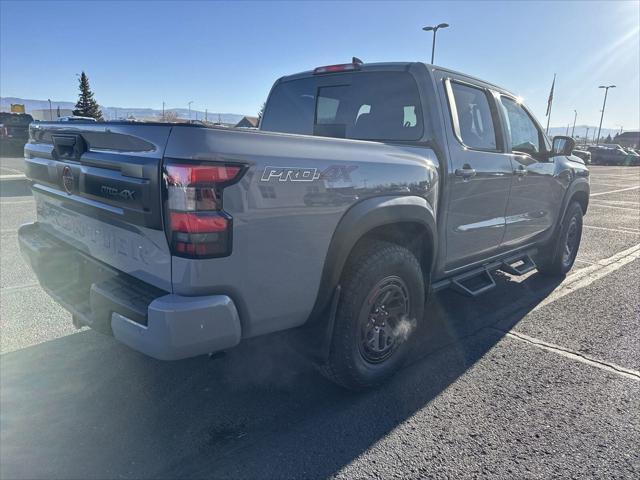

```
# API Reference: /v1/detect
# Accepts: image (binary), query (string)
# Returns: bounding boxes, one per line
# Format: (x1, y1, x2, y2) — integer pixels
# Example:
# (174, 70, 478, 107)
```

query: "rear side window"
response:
(261, 72, 423, 141)
(450, 82, 498, 151)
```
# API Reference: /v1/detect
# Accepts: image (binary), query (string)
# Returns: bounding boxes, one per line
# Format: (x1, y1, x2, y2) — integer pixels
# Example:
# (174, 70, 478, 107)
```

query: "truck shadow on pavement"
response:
(1, 271, 564, 479)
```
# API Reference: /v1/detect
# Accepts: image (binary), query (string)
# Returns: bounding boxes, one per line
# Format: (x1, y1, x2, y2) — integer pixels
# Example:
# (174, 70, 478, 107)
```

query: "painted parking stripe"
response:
(532, 243, 640, 312)
(1, 283, 40, 293)
(590, 186, 640, 197)
(588, 203, 640, 213)
(492, 329, 640, 381)
(584, 225, 640, 234)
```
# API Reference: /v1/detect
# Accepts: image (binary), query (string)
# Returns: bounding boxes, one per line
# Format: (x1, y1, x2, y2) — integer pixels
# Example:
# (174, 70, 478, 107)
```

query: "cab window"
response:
(500, 97, 544, 157)
(450, 82, 498, 151)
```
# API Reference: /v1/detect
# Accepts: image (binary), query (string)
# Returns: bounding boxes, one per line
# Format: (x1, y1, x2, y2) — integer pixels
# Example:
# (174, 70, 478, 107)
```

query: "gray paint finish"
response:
(19, 61, 589, 359)
(165, 125, 439, 337)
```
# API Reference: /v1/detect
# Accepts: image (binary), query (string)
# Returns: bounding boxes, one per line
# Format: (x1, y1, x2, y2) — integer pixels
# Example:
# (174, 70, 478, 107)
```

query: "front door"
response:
(441, 78, 513, 271)
(498, 96, 561, 246)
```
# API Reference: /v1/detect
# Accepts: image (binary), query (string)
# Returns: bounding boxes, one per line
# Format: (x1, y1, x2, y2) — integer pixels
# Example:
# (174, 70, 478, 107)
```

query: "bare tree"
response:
(159, 110, 180, 122)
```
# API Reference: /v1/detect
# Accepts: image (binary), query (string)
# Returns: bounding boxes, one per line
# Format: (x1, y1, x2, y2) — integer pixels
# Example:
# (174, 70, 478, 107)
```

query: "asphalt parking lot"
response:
(1, 157, 639, 479)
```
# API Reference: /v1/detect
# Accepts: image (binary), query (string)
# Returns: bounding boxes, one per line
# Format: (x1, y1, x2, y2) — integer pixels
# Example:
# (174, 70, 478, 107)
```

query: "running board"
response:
(450, 268, 496, 297)
(499, 254, 537, 276)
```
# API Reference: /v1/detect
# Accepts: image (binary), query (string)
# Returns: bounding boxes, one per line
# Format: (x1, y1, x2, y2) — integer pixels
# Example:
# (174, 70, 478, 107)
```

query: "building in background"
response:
(235, 116, 259, 128)
(613, 131, 640, 149)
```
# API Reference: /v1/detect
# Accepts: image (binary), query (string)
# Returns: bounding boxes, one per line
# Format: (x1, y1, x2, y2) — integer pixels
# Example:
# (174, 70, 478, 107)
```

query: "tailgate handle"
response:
(52, 134, 86, 159)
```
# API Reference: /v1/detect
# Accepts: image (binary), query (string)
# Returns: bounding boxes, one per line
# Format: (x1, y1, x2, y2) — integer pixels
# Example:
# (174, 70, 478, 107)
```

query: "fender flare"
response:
(307, 195, 437, 323)
(559, 177, 590, 224)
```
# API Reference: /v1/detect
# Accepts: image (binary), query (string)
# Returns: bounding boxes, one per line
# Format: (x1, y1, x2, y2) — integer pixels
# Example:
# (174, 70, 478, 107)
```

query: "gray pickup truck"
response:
(19, 61, 589, 389)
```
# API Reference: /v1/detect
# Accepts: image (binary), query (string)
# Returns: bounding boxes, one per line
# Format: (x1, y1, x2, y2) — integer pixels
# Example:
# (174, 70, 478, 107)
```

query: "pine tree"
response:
(257, 102, 265, 125)
(72, 72, 103, 120)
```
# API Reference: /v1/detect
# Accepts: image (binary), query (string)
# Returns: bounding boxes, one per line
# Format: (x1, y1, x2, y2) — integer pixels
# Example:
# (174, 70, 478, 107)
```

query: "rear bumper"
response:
(18, 222, 241, 360)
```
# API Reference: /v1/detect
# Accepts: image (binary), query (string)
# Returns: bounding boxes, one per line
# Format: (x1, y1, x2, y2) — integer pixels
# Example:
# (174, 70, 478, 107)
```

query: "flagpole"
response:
(545, 73, 556, 135)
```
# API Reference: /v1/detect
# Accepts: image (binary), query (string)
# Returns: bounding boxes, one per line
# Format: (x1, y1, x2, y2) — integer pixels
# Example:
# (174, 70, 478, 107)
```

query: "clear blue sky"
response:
(1, 0, 639, 129)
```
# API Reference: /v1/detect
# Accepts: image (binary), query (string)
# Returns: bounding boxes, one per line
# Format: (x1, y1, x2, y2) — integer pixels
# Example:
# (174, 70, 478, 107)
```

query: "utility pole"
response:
(596, 85, 615, 145)
(162, 101, 165, 120)
(422, 23, 449, 64)
(571, 110, 577, 137)
(205, 109, 208, 122)
(48, 99, 53, 121)
(188, 101, 194, 122)
(584, 126, 589, 146)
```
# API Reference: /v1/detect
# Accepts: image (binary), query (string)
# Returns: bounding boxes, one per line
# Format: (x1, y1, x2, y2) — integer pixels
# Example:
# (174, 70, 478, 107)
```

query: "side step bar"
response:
(431, 249, 538, 298)
(451, 268, 496, 297)
(499, 253, 537, 276)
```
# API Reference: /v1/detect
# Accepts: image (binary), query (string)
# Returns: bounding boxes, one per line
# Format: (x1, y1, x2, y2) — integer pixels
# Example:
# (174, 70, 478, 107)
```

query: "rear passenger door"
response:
(441, 77, 513, 270)
(498, 96, 560, 246)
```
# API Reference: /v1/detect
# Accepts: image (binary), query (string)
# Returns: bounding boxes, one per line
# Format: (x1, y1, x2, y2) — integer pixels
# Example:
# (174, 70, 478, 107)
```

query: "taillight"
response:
(163, 161, 245, 258)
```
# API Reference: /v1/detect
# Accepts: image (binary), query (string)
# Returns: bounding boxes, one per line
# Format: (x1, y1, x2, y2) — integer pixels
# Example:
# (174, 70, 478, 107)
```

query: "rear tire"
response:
(536, 201, 583, 276)
(320, 241, 425, 390)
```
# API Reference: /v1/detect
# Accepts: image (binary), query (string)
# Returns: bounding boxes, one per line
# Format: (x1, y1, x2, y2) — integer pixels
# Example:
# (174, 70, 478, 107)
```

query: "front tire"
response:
(537, 201, 584, 276)
(320, 241, 425, 390)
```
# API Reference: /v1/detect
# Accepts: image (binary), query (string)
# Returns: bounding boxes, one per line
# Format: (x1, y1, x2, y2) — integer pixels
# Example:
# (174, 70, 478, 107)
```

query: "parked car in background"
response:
(572, 148, 591, 164)
(587, 145, 634, 165)
(0, 112, 33, 155)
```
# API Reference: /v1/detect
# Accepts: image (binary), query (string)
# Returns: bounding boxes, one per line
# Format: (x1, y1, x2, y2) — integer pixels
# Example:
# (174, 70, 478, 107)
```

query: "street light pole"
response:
(422, 23, 449, 64)
(188, 101, 194, 122)
(48, 99, 53, 121)
(596, 85, 615, 145)
(571, 109, 577, 138)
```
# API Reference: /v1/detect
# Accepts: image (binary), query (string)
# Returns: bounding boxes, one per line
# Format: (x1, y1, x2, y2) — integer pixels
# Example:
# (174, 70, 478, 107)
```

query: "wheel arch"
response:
(563, 178, 590, 219)
(307, 195, 437, 325)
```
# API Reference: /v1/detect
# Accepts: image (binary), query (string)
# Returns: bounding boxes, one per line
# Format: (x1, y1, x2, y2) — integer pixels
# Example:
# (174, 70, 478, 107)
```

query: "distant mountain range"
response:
(0, 97, 630, 139)
(0, 97, 245, 124)
(547, 125, 624, 140)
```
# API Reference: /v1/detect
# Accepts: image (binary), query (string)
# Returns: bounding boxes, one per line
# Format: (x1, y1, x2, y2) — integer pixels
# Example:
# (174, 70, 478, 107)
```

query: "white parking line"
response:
(590, 186, 640, 197)
(584, 225, 640, 234)
(1, 283, 40, 293)
(588, 203, 640, 213)
(0, 174, 26, 180)
(532, 243, 640, 312)
(495, 329, 640, 381)
(0, 200, 34, 205)
(591, 199, 640, 206)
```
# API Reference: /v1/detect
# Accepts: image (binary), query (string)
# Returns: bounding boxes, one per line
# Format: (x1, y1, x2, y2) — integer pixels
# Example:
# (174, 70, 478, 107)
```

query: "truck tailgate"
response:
(24, 122, 174, 291)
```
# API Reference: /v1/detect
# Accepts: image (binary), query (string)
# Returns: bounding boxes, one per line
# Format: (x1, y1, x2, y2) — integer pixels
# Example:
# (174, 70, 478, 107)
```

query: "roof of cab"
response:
(276, 61, 517, 98)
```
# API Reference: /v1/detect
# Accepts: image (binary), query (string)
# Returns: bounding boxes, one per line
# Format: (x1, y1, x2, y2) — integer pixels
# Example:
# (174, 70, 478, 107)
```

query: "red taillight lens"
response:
(170, 212, 228, 233)
(313, 63, 360, 74)
(163, 161, 244, 258)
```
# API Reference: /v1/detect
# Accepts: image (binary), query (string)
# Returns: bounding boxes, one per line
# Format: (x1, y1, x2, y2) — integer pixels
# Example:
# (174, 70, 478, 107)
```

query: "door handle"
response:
(455, 164, 476, 179)
(513, 165, 528, 176)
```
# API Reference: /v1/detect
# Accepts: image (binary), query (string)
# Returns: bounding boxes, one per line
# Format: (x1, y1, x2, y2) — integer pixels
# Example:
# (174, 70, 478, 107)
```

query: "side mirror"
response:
(552, 135, 576, 156)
